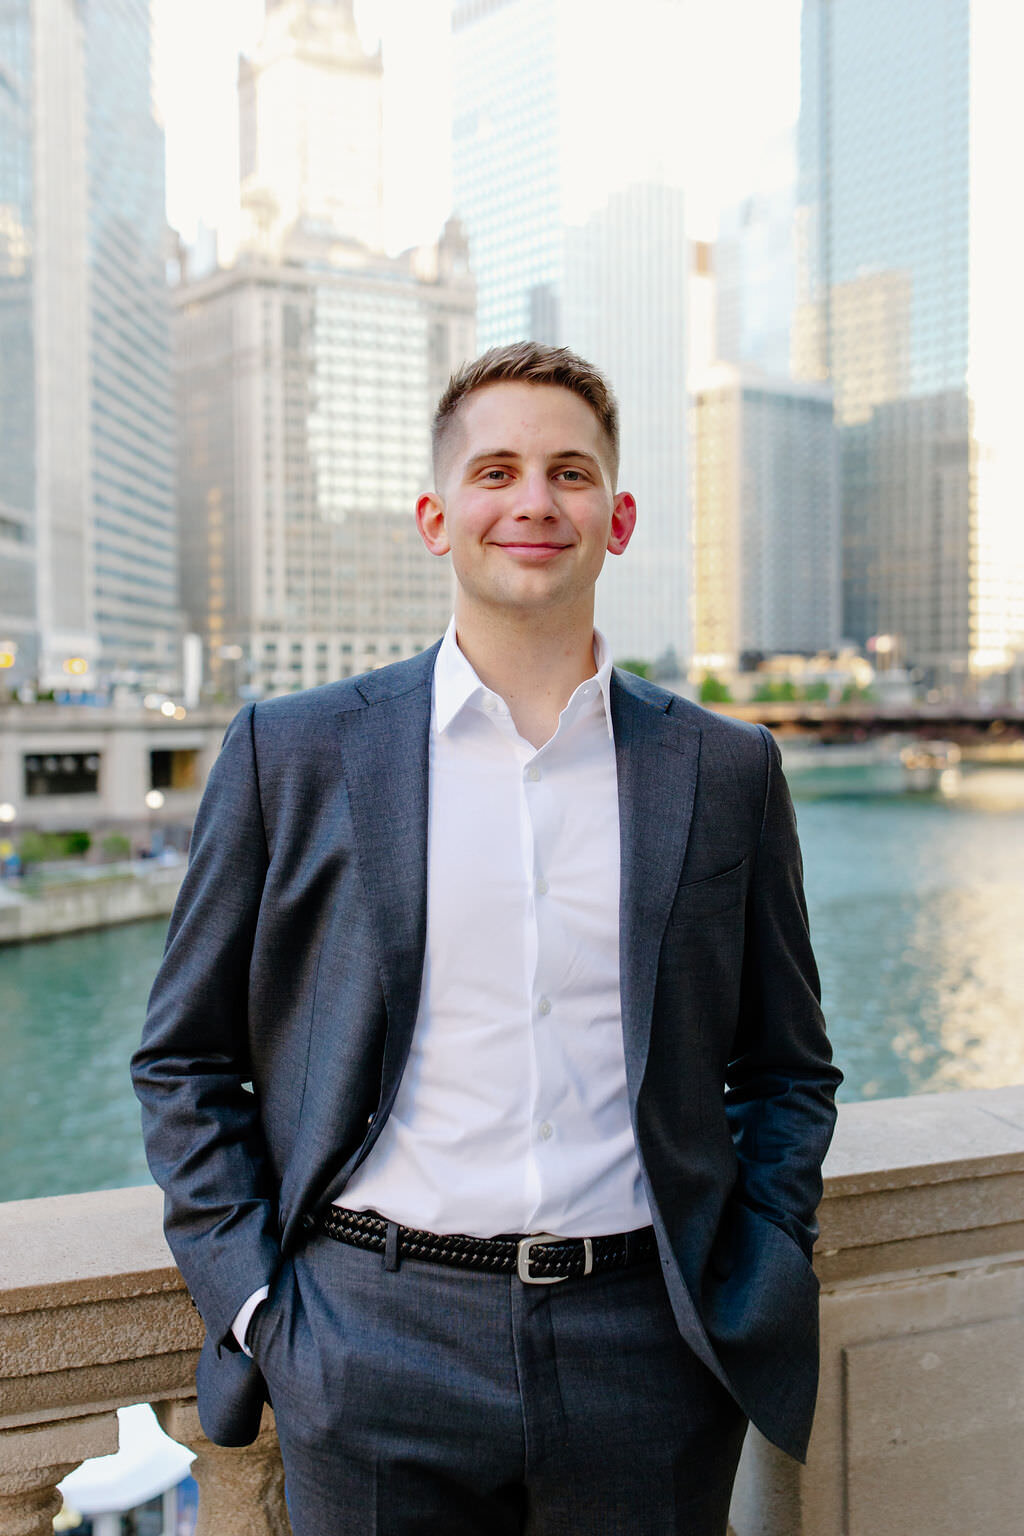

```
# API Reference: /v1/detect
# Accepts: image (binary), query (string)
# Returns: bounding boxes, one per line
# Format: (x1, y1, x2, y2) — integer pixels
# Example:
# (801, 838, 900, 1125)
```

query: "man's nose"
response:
(515, 470, 559, 517)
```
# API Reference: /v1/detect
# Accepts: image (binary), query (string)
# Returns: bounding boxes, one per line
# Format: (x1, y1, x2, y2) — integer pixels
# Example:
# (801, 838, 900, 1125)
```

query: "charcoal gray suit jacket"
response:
(132, 646, 841, 1462)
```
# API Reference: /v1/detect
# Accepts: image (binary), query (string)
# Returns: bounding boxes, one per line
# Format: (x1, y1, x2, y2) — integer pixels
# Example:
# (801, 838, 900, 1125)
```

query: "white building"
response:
(174, 0, 474, 698)
(451, 0, 691, 665)
(237, 0, 385, 257)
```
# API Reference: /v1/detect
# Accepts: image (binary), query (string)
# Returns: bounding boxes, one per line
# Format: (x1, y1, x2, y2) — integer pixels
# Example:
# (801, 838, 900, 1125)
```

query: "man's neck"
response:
(453, 602, 600, 750)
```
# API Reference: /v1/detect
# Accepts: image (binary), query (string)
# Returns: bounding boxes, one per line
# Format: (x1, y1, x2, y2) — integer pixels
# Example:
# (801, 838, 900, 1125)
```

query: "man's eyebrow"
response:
(462, 448, 601, 472)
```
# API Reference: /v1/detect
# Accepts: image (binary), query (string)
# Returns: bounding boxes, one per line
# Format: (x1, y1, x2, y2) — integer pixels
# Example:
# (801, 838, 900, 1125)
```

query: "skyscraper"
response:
(715, 131, 798, 380)
(174, 0, 474, 698)
(691, 366, 840, 674)
(796, 0, 1024, 691)
(0, 0, 179, 697)
(238, 0, 384, 257)
(451, 0, 691, 664)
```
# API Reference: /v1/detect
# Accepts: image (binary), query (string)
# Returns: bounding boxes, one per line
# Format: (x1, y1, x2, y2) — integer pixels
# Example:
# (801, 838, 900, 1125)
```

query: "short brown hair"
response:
(431, 342, 620, 484)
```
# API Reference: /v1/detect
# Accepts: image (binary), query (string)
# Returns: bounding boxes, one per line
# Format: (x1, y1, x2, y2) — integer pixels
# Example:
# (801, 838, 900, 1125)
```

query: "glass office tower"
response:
(85, 0, 179, 690)
(0, 1, 37, 685)
(451, 0, 691, 666)
(796, 0, 1023, 692)
(0, 0, 179, 696)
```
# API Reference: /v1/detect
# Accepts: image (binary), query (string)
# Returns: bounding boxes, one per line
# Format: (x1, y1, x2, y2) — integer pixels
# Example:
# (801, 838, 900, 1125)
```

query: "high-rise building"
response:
(175, 223, 473, 697)
(691, 366, 840, 674)
(174, 1, 474, 698)
(237, 0, 384, 257)
(795, 0, 1024, 691)
(0, 0, 179, 697)
(715, 131, 798, 379)
(451, 0, 691, 665)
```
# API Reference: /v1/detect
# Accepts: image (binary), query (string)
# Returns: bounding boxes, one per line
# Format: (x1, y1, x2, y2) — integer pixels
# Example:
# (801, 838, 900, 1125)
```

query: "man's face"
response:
(416, 382, 636, 622)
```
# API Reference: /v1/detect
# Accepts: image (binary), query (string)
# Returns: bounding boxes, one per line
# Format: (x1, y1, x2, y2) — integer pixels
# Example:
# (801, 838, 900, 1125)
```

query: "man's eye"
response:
(558, 469, 583, 481)
(483, 469, 509, 481)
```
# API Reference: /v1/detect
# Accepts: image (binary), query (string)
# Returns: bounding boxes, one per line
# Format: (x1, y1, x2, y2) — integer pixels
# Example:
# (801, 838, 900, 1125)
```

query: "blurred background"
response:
(2, 0, 1024, 1205)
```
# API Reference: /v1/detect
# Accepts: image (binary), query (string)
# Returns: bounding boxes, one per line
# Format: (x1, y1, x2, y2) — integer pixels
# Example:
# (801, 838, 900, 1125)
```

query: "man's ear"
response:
(607, 491, 637, 556)
(416, 491, 450, 556)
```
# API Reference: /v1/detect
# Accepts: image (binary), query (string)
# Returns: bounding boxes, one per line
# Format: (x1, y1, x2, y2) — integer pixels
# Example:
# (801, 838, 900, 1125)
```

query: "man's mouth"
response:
(495, 542, 571, 556)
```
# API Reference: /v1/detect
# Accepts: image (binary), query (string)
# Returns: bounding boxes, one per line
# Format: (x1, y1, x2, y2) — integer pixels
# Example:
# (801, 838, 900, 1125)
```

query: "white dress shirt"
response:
(342, 619, 651, 1237)
(233, 621, 650, 1350)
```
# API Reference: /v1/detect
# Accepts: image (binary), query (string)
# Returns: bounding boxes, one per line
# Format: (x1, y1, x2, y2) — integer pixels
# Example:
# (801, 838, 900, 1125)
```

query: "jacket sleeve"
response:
(724, 723, 842, 1260)
(131, 703, 282, 1350)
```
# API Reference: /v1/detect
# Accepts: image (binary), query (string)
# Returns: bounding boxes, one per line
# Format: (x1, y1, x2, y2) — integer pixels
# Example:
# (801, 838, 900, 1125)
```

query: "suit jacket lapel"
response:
(332, 648, 437, 1110)
(612, 671, 702, 1099)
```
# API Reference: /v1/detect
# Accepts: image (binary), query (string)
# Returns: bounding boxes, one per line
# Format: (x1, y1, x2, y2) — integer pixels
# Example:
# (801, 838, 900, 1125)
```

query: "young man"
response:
(133, 343, 840, 1535)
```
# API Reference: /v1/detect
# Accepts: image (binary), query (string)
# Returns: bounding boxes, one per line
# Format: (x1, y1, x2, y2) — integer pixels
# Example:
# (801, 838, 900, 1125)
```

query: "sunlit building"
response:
(451, 0, 691, 666)
(0, 0, 179, 697)
(795, 0, 1024, 693)
(175, 0, 474, 698)
(691, 365, 839, 675)
(237, 0, 384, 258)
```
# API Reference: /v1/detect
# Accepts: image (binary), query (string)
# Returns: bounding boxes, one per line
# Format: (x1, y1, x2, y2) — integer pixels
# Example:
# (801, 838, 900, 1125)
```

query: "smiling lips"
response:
(494, 542, 571, 559)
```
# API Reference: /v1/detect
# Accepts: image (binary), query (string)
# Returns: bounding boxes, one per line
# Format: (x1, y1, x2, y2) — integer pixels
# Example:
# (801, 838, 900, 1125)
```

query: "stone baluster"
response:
(0, 1415, 117, 1536)
(155, 1397, 290, 1536)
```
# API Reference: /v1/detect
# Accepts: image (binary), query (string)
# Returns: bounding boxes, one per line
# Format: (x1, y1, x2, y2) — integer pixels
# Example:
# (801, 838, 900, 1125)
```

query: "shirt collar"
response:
(433, 617, 615, 739)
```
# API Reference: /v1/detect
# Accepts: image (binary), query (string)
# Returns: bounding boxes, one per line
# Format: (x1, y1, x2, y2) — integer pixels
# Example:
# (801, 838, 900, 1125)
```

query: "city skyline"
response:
(794, 0, 1024, 688)
(153, 0, 804, 253)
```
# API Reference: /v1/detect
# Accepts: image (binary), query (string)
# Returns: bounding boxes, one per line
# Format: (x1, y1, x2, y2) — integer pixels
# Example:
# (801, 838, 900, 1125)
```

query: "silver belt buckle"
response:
(516, 1233, 593, 1285)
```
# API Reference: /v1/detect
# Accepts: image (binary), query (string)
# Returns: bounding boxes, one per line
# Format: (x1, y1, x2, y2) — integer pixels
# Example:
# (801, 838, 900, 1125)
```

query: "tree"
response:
(700, 674, 733, 703)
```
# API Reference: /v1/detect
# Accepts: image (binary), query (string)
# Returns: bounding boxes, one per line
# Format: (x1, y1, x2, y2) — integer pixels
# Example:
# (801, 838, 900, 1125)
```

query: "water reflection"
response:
(795, 766, 1024, 1102)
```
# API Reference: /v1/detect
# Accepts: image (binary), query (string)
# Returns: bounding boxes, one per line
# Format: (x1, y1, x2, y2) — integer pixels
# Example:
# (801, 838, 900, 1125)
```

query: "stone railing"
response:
(1, 1084, 1022, 1536)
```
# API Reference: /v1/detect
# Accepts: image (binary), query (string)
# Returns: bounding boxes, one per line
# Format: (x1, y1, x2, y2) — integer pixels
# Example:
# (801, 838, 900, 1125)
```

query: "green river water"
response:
(2, 765, 1023, 1203)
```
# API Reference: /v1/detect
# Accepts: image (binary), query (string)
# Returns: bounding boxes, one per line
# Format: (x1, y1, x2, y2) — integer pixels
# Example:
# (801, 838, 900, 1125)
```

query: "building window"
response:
(150, 749, 199, 792)
(24, 754, 101, 797)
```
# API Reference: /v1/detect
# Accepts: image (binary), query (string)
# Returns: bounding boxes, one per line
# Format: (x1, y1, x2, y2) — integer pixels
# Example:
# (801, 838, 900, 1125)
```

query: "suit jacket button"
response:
(301, 1213, 316, 1231)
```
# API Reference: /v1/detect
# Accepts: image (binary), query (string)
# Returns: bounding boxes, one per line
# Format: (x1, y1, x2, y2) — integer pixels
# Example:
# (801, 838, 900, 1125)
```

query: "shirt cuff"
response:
(231, 1285, 270, 1357)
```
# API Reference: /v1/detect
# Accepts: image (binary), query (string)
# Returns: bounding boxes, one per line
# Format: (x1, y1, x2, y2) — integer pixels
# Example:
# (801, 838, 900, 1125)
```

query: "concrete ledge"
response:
(732, 1083, 1024, 1535)
(1, 1086, 1022, 1533)
(0, 870, 183, 945)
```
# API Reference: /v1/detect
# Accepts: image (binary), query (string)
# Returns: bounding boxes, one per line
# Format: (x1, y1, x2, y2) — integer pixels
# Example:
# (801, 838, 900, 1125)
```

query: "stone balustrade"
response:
(1, 1084, 1022, 1535)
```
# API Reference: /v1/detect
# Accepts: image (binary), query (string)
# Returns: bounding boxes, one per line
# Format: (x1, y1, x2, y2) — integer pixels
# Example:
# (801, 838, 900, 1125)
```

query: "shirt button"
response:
(535, 876, 549, 895)
(526, 765, 541, 782)
(537, 996, 552, 1016)
(482, 693, 497, 712)
(539, 1122, 554, 1141)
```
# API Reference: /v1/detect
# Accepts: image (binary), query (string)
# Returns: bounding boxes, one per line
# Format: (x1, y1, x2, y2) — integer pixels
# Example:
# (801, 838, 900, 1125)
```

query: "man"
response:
(133, 343, 841, 1534)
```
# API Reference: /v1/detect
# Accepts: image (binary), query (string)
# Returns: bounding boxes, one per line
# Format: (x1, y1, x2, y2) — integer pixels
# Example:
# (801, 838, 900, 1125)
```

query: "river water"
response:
(2, 764, 1023, 1203)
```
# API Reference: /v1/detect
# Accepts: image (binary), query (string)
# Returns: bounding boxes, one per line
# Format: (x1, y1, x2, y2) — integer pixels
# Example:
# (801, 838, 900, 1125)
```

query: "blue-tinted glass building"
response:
(797, 0, 1023, 691)
(0, 0, 179, 697)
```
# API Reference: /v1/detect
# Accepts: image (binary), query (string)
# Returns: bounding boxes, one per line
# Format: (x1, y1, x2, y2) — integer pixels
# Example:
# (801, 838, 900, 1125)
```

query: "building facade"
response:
(175, 0, 474, 698)
(451, 0, 691, 665)
(175, 227, 473, 697)
(691, 366, 840, 675)
(0, 0, 179, 698)
(795, 0, 1023, 693)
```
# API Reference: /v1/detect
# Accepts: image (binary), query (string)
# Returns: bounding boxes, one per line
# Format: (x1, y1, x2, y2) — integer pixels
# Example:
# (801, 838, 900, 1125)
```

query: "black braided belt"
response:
(319, 1206, 657, 1284)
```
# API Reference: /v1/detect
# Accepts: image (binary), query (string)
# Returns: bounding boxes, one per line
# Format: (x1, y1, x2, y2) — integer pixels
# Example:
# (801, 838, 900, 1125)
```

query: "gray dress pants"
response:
(250, 1230, 747, 1535)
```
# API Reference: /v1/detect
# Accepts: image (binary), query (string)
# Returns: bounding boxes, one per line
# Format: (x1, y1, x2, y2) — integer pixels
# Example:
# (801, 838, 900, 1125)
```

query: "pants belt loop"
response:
(384, 1220, 401, 1272)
